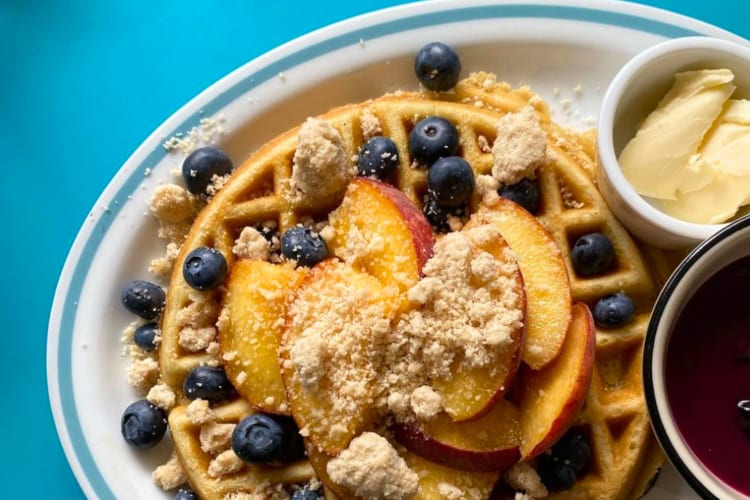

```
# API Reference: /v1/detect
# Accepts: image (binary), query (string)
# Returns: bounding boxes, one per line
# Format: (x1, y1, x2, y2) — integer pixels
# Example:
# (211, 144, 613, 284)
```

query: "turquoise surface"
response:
(3, 0, 748, 497)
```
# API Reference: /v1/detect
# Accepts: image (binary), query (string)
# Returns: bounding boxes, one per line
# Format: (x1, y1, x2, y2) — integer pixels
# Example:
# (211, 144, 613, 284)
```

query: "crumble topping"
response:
(286, 269, 392, 440)
(163, 115, 226, 154)
(208, 449, 245, 477)
(289, 334, 326, 388)
(178, 325, 217, 352)
(478, 134, 492, 153)
(326, 432, 419, 500)
(186, 398, 215, 425)
(505, 462, 549, 498)
(152, 453, 186, 491)
(206, 173, 231, 197)
(560, 182, 584, 209)
(149, 184, 195, 224)
(437, 483, 465, 500)
(409, 385, 442, 421)
(146, 383, 176, 411)
(232, 226, 271, 260)
(384, 225, 523, 421)
(475, 175, 501, 206)
(200, 422, 236, 455)
(360, 108, 383, 140)
(286, 117, 353, 204)
(149, 184, 201, 244)
(176, 291, 220, 353)
(127, 357, 159, 395)
(492, 106, 547, 186)
(149, 241, 180, 281)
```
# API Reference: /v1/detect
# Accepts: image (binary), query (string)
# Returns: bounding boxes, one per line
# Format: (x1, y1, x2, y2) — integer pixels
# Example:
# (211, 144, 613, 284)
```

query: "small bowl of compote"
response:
(644, 214, 750, 499)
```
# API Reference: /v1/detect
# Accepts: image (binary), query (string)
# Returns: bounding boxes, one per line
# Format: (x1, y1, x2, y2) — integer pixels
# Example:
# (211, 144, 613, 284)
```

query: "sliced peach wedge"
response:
(327, 177, 435, 294)
(219, 259, 305, 415)
(404, 450, 499, 500)
(280, 259, 402, 455)
(519, 303, 595, 459)
(392, 398, 521, 472)
(305, 437, 499, 500)
(467, 198, 572, 370)
(430, 225, 526, 422)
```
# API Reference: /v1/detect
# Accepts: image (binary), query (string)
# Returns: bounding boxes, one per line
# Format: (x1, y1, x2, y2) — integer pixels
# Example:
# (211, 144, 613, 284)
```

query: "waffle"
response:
(157, 76, 668, 499)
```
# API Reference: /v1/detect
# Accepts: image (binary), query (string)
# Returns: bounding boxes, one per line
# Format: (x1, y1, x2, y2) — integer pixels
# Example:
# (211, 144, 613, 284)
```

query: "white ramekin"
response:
(597, 36, 750, 249)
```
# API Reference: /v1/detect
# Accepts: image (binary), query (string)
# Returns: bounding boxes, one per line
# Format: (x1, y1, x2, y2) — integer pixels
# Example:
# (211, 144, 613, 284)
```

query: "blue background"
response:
(3, 0, 748, 497)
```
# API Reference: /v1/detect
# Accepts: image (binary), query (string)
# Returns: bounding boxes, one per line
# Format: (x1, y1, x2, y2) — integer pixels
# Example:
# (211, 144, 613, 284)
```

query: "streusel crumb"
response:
(186, 398, 214, 425)
(492, 106, 547, 186)
(200, 422, 236, 455)
(127, 357, 159, 395)
(326, 432, 418, 500)
(286, 117, 353, 204)
(233, 226, 271, 261)
(152, 453, 186, 491)
(208, 449, 244, 478)
(146, 383, 176, 411)
(506, 462, 549, 498)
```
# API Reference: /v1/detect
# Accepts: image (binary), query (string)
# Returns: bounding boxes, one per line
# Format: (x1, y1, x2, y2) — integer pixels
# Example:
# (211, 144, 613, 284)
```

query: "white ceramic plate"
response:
(47, 1, 748, 498)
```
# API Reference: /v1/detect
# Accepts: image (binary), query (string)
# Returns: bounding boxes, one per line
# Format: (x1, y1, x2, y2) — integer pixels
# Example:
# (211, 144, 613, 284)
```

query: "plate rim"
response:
(46, 0, 748, 498)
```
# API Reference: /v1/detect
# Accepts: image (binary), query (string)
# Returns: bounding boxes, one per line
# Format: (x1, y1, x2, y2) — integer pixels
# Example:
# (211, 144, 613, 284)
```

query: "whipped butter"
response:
(619, 68, 750, 223)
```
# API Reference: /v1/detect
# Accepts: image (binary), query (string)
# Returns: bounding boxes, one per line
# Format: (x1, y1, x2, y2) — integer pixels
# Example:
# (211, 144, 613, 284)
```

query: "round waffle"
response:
(157, 77, 667, 499)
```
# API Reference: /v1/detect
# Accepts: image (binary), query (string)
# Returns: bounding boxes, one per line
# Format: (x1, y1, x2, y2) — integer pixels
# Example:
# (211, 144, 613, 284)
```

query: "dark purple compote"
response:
(666, 255, 750, 495)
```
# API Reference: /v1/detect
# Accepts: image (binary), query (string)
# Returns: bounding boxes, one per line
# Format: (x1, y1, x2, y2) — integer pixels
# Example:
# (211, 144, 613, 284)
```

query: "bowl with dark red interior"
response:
(644, 214, 750, 499)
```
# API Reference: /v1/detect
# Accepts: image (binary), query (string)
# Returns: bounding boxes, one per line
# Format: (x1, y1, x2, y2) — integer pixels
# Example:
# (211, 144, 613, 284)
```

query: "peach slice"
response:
(431, 226, 526, 422)
(468, 199, 572, 369)
(306, 438, 499, 500)
(305, 445, 353, 500)
(404, 450, 499, 500)
(392, 398, 521, 472)
(219, 259, 305, 415)
(280, 259, 400, 455)
(519, 303, 595, 459)
(327, 177, 434, 293)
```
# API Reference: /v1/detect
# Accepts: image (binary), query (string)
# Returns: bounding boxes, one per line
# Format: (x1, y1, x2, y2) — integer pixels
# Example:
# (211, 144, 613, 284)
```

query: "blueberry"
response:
(427, 156, 475, 208)
(183, 366, 235, 403)
(232, 413, 284, 463)
(357, 136, 399, 179)
(738, 400, 750, 432)
(539, 458, 577, 491)
(133, 322, 159, 351)
(121, 400, 167, 449)
(414, 42, 462, 92)
(552, 432, 591, 475)
(423, 195, 451, 233)
(408, 116, 458, 166)
(280, 227, 328, 268)
(593, 292, 635, 328)
(183, 246, 227, 290)
(292, 487, 322, 500)
(500, 178, 539, 214)
(274, 415, 306, 462)
(121, 280, 166, 320)
(182, 146, 233, 195)
(538, 452, 578, 491)
(571, 233, 615, 276)
(174, 488, 199, 500)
